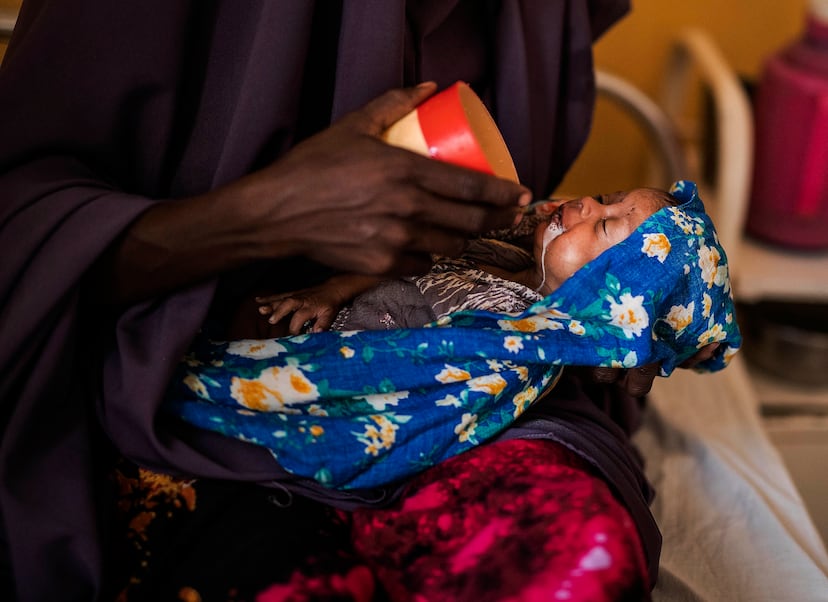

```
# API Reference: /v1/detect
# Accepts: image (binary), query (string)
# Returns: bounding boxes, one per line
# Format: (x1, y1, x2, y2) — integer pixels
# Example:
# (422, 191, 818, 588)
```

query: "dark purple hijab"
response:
(0, 1, 631, 599)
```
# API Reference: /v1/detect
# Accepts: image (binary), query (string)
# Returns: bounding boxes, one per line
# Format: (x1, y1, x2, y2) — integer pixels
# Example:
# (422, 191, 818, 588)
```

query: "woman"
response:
(0, 2, 680, 600)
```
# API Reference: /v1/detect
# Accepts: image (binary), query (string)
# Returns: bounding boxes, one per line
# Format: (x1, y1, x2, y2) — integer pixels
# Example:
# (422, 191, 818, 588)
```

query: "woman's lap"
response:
(107, 465, 364, 601)
(110, 440, 648, 601)
(346, 439, 648, 602)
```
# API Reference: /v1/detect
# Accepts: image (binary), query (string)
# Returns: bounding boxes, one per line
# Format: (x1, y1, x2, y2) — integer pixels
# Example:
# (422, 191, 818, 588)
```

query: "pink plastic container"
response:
(748, 14, 828, 249)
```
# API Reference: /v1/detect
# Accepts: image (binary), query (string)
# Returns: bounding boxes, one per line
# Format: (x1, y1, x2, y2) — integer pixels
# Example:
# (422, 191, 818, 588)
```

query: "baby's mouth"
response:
(543, 207, 565, 242)
(537, 207, 565, 294)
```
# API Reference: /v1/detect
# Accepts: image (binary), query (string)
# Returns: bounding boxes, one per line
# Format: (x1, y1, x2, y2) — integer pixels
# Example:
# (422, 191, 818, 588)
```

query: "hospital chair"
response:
(0, 8, 13, 40)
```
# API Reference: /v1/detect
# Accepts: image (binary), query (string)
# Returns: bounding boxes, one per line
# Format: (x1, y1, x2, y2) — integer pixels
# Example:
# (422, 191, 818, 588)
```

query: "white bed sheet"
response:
(635, 354, 828, 601)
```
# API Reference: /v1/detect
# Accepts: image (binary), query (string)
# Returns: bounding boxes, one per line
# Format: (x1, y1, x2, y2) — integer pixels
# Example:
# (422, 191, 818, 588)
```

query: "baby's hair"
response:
(644, 187, 681, 208)
(597, 187, 681, 269)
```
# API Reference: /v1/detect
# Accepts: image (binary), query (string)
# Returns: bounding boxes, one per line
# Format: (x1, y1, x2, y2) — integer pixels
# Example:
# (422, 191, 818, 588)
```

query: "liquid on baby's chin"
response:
(537, 221, 565, 293)
(542, 221, 564, 248)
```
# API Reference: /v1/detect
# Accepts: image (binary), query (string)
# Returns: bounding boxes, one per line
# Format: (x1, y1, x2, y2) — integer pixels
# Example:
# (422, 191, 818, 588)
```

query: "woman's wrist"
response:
(87, 185, 294, 307)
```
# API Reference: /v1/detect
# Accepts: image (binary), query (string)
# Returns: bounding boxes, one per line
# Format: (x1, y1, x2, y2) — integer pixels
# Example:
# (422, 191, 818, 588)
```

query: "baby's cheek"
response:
(550, 247, 581, 276)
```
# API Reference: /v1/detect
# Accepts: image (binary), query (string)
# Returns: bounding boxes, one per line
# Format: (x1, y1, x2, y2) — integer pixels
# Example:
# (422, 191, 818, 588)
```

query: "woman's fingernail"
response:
(518, 192, 531, 207)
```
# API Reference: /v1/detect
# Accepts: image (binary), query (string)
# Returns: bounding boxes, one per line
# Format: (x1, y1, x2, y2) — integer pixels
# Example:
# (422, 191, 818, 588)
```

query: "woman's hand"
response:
(255, 274, 381, 335)
(585, 343, 723, 397)
(229, 83, 531, 277)
(90, 83, 531, 307)
(587, 363, 661, 398)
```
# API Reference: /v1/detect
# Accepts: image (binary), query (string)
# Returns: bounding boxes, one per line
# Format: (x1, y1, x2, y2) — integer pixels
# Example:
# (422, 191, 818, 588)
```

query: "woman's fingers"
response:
(679, 343, 720, 368)
(266, 298, 303, 325)
(350, 83, 529, 211)
(238, 85, 531, 276)
(381, 182, 523, 235)
(410, 156, 531, 213)
(584, 363, 659, 397)
(618, 363, 660, 397)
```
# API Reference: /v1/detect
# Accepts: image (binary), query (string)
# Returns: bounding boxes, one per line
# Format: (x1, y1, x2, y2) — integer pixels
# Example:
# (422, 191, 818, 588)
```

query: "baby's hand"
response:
(256, 274, 381, 335)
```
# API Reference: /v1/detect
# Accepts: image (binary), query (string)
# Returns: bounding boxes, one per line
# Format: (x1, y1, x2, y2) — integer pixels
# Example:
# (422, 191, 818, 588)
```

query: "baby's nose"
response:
(578, 195, 606, 217)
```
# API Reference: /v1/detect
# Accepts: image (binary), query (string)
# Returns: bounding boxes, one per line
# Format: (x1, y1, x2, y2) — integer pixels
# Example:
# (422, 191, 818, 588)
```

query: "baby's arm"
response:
(256, 273, 382, 334)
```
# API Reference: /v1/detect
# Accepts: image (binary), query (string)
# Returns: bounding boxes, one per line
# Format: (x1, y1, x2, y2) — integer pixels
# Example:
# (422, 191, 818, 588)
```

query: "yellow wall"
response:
(558, 0, 810, 196)
(0, 0, 21, 62)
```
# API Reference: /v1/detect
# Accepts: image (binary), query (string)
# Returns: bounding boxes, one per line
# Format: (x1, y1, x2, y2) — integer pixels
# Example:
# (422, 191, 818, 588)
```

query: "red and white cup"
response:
(382, 81, 519, 183)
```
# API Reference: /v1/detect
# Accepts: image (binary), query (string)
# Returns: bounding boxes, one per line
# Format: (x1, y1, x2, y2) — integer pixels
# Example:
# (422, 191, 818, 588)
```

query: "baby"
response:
(168, 180, 741, 490)
(255, 186, 684, 334)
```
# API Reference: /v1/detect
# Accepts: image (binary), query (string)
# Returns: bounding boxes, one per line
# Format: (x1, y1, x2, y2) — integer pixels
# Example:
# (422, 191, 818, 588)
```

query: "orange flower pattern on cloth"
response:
(114, 467, 197, 542)
(111, 463, 199, 600)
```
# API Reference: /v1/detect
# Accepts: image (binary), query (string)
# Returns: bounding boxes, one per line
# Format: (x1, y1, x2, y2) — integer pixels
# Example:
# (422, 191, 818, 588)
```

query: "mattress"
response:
(636, 354, 828, 600)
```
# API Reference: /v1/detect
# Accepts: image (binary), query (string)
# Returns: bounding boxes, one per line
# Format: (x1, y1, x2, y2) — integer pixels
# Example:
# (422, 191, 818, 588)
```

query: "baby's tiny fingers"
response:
(268, 299, 302, 324)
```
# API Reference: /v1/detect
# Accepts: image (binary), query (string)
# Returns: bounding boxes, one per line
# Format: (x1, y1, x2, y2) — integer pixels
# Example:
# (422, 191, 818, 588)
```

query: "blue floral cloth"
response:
(166, 180, 741, 490)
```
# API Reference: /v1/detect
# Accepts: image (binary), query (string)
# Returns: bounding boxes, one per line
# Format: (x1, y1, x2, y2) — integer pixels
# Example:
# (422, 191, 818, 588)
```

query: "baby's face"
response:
(532, 188, 668, 295)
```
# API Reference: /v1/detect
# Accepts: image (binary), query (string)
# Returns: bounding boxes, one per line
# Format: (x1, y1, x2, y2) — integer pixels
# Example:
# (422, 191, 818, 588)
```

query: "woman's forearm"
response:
(86, 187, 291, 307)
(86, 84, 531, 307)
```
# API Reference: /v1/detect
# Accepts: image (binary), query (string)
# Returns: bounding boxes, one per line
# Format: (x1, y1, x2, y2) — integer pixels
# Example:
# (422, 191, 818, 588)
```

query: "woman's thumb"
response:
(346, 82, 438, 134)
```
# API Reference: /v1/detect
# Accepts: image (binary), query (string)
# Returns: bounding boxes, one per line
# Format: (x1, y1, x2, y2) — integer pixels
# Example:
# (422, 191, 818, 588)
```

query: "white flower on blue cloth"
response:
(668, 207, 695, 234)
(497, 310, 569, 333)
(226, 339, 288, 359)
(610, 351, 638, 369)
(509, 364, 530, 381)
(182, 373, 210, 400)
(229, 365, 319, 410)
(455, 412, 479, 443)
(503, 335, 524, 353)
(512, 385, 539, 417)
(467, 373, 508, 395)
(607, 292, 649, 338)
(435, 364, 472, 383)
(354, 391, 410, 411)
(357, 414, 401, 456)
(698, 241, 728, 290)
(435, 394, 462, 407)
(697, 321, 728, 346)
(665, 302, 695, 335)
(641, 232, 671, 263)
(702, 293, 712, 318)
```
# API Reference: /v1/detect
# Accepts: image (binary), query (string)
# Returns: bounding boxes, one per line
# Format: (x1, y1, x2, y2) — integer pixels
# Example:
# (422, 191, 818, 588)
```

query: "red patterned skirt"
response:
(112, 439, 649, 601)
